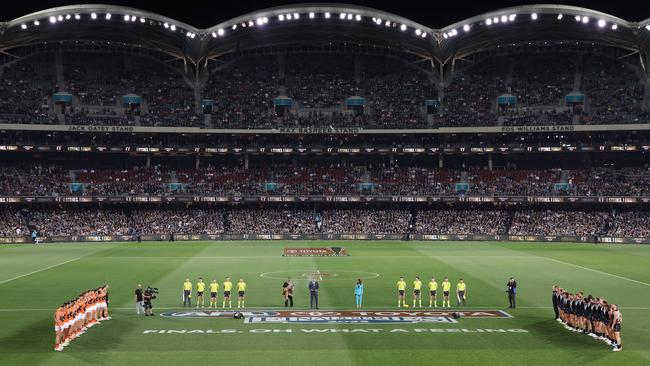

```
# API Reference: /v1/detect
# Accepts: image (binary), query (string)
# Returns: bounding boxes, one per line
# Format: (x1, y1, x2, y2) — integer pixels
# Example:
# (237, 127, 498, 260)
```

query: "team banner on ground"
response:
(283, 247, 349, 256)
(160, 310, 511, 324)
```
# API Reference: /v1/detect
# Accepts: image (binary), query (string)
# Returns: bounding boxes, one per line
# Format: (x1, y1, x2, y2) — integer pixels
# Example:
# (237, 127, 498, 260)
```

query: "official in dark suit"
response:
(507, 277, 517, 308)
(309, 279, 319, 309)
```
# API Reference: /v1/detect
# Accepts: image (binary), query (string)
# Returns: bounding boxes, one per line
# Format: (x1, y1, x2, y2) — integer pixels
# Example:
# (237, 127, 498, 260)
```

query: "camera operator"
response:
(143, 286, 158, 316)
(135, 284, 144, 315)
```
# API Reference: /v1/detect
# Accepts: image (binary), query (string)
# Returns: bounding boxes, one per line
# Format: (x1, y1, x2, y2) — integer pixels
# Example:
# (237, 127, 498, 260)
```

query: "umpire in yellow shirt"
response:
(456, 279, 467, 306)
(182, 278, 192, 307)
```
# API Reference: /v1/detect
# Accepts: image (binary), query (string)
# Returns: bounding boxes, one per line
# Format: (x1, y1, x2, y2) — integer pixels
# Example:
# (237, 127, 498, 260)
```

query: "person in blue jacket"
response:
(354, 279, 364, 308)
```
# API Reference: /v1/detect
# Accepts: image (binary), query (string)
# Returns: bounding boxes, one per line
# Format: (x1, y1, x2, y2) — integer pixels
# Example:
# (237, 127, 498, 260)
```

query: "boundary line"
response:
(0, 257, 81, 285)
(540, 257, 650, 287)
(2, 306, 650, 312)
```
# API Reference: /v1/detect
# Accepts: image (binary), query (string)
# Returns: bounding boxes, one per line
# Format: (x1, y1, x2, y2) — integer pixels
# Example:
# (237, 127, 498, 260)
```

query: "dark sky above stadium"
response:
(5, 1, 648, 27)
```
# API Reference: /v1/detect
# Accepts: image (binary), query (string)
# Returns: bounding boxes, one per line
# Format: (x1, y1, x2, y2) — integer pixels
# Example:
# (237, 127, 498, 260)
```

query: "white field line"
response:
(0, 257, 80, 285)
(540, 256, 650, 287)
(2, 306, 650, 312)
(82, 255, 533, 259)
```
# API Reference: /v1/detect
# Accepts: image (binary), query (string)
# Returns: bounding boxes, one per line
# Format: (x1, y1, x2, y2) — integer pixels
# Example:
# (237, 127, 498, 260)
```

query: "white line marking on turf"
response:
(0, 257, 81, 285)
(259, 270, 380, 281)
(3, 306, 650, 312)
(83, 255, 533, 259)
(540, 256, 650, 287)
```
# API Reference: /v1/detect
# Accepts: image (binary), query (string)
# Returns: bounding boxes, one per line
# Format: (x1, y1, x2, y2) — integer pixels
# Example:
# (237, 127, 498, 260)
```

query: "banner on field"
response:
(283, 247, 349, 256)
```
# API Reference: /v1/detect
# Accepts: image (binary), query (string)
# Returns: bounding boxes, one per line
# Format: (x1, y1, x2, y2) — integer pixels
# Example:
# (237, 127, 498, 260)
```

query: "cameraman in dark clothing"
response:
(506, 277, 517, 308)
(143, 287, 157, 316)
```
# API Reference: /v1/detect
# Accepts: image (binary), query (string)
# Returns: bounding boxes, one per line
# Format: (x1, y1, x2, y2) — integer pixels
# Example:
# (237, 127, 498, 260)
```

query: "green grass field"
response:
(1, 241, 649, 366)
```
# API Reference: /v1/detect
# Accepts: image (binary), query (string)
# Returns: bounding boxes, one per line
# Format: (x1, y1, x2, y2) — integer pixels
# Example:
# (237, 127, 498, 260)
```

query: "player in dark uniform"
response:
(611, 304, 622, 351)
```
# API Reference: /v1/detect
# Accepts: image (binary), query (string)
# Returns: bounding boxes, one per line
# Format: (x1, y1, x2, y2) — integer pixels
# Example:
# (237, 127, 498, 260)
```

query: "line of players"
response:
(182, 277, 247, 309)
(181, 276, 468, 309)
(396, 276, 467, 308)
(552, 286, 623, 352)
(53, 285, 110, 351)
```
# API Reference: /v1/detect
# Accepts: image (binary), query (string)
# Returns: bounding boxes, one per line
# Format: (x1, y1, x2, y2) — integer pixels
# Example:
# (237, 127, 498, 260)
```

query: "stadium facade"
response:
(0, 4, 650, 243)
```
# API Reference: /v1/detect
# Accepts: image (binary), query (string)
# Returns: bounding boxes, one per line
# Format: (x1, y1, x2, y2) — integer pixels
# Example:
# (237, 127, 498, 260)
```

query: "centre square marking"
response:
(161, 310, 512, 324)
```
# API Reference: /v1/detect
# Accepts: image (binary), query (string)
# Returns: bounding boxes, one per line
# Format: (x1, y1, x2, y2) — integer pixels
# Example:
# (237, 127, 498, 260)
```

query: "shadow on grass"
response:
(527, 319, 609, 362)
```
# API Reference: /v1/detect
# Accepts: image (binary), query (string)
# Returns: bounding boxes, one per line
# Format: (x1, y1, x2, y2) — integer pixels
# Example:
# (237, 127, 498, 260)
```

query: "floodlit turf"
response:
(1, 241, 649, 366)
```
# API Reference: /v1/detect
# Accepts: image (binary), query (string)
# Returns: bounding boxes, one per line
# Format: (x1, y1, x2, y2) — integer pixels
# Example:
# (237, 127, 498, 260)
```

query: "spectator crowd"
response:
(2, 208, 649, 238)
(0, 51, 647, 129)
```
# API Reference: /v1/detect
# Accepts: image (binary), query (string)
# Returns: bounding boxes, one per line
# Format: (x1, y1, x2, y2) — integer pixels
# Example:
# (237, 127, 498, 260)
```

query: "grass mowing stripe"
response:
(539, 256, 650, 287)
(0, 258, 81, 285)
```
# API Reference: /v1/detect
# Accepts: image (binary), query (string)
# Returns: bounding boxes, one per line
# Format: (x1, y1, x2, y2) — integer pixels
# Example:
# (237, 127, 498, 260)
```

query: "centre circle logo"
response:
(260, 270, 380, 281)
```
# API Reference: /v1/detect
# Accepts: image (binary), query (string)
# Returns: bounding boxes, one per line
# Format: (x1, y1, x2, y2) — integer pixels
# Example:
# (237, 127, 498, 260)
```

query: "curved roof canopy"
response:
(1, 3, 649, 65)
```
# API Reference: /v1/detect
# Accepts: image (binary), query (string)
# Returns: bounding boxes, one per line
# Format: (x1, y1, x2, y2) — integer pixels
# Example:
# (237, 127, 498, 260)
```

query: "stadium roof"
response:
(1, 3, 649, 66)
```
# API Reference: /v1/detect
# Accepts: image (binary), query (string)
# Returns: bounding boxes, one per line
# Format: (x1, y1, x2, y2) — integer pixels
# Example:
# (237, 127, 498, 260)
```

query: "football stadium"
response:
(1, 2, 650, 365)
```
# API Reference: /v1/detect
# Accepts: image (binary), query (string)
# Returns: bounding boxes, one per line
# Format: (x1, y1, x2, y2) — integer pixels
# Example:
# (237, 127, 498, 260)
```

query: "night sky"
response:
(4, 1, 648, 28)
